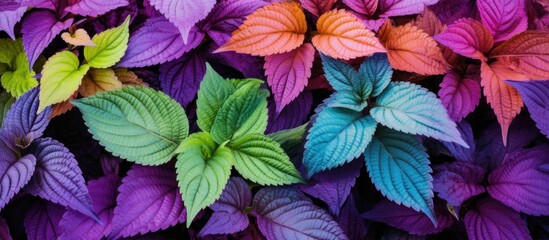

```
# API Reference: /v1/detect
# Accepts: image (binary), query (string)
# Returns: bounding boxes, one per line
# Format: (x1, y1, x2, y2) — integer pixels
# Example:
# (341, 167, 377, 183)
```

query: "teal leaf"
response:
(359, 53, 392, 97)
(364, 127, 436, 224)
(304, 107, 377, 177)
(196, 63, 236, 132)
(371, 82, 467, 147)
(72, 86, 189, 165)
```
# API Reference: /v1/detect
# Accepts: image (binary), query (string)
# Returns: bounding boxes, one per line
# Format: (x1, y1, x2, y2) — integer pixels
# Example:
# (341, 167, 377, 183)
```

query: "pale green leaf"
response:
(196, 63, 236, 132)
(84, 16, 130, 68)
(0, 92, 15, 127)
(1, 53, 38, 97)
(72, 86, 189, 165)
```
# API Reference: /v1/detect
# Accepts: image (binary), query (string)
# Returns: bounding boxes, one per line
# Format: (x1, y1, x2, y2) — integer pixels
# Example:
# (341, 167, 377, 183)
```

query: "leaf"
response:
(477, 0, 527, 42)
(342, 0, 378, 15)
(0, 92, 14, 127)
(0, 217, 12, 240)
(38, 51, 89, 113)
(438, 69, 481, 122)
(3, 87, 52, 143)
(229, 133, 302, 186)
(487, 147, 549, 215)
(359, 53, 393, 97)
(25, 138, 98, 221)
(79, 68, 123, 97)
(175, 132, 233, 226)
(65, 0, 129, 17)
(24, 201, 64, 240)
(430, 0, 477, 25)
(413, 8, 445, 37)
(59, 175, 120, 240)
(61, 29, 96, 47)
(196, 63, 236, 132)
(268, 124, 307, 164)
(364, 127, 435, 223)
(149, 0, 215, 43)
(198, 177, 252, 237)
(251, 187, 347, 240)
(0, 38, 23, 65)
(265, 43, 315, 112)
(337, 196, 367, 240)
(464, 197, 531, 240)
(300, 0, 338, 16)
(159, 52, 206, 106)
(371, 82, 467, 146)
(506, 80, 549, 138)
(83, 16, 130, 68)
(378, 21, 449, 75)
(0, 154, 36, 210)
(113, 68, 146, 86)
(0, 53, 38, 98)
(434, 18, 494, 61)
(215, 1, 307, 56)
(109, 164, 186, 239)
(432, 161, 485, 206)
(378, 0, 438, 17)
(312, 9, 385, 60)
(0, 7, 26, 40)
(117, 17, 204, 68)
(304, 107, 377, 177)
(210, 82, 268, 143)
(441, 120, 476, 162)
(490, 31, 549, 79)
(21, 10, 73, 69)
(266, 91, 312, 134)
(72, 86, 189, 165)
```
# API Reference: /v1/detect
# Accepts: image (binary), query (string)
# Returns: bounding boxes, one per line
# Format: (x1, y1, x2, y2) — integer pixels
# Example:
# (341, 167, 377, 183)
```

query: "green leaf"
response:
(176, 132, 233, 227)
(72, 86, 189, 165)
(268, 124, 307, 162)
(1, 53, 38, 97)
(0, 92, 15, 127)
(364, 127, 436, 224)
(196, 63, 236, 132)
(38, 51, 89, 112)
(229, 133, 303, 185)
(0, 39, 23, 66)
(84, 16, 130, 68)
(210, 83, 268, 143)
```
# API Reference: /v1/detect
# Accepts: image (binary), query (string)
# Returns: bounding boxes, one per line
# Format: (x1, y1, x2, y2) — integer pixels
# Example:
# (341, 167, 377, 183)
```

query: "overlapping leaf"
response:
(65, 0, 129, 17)
(159, 52, 206, 106)
(79, 68, 123, 97)
(432, 161, 485, 206)
(24, 201, 65, 240)
(435, 19, 494, 61)
(438, 68, 481, 122)
(84, 16, 130, 68)
(507, 80, 549, 138)
(477, 0, 527, 42)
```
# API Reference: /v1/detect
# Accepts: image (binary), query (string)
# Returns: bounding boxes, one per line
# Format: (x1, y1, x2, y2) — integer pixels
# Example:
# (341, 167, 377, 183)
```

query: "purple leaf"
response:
(434, 19, 493, 61)
(378, 0, 438, 17)
(25, 138, 98, 222)
(0, 217, 12, 240)
(59, 175, 120, 240)
(441, 121, 476, 162)
(337, 196, 367, 240)
(429, 0, 477, 25)
(266, 91, 312, 134)
(100, 154, 121, 176)
(0, 1, 21, 11)
(198, 177, 252, 237)
(464, 197, 531, 240)
(0, 7, 26, 40)
(297, 159, 362, 215)
(3, 87, 52, 142)
(148, 0, 216, 43)
(0, 153, 36, 210)
(342, 0, 378, 16)
(438, 68, 481, 122)
(90, 0, 138, 33)
(300, 0, 338, 16)
(159, 51, 206, 106)
(108, 164, 186, 239)
(362, 199, 454, 235)
(208, 46, 265, 79)
(65, 0, 128, 17)
(24, 200, 65, 240)
(21, 11, 73, 70)
(487, 147, 549, 215)
(507, 80, 549, 139)
(477, 0, 527, 42)
(432, 161, 485, 206)
(117, 17, 204, 68)
(251, 187, 348, 240)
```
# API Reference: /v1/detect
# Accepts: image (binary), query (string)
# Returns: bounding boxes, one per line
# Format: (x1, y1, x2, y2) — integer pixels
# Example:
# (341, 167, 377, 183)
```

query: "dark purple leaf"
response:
(381, 229, 426, 240)
(441, 121, 475, 162)
(108, 164, 186, 239)
(432, 161, 485, 206)
(0, 217, 12, 240)
(208, 43, 264, 79)
(24, 200, 65, 240)
(251, 187, 348, 240)
(3, 87, 52, 143)
(429, 0, 477, 25)
(266, 91, 312, 134)
(0, 7, 26, 40)
(337, 196, 367, 240)
(25, 138, 98, 222)
(159, 51, 206, 106)
(0, 153, 36, 210)
(100, 154, 121, 176)
(507, 80, 549, 139)
(65, 0, 129, 17)
(90, 0, 138, 33)
(0, 1, 21, 11)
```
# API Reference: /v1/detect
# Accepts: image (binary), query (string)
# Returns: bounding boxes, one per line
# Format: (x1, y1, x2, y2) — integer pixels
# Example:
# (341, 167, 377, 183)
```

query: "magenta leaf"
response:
(464, 197, 531, 240)
(507, 80, 549, 139)
(108, 164, 186, 239)
(159, 51, 206, 106)
(337, 196, 367, 240)
(117, 17, 204, 68)
(300, 0, 338, 16)
(198, 177, 252, 237)
(21, 11, 73, 70)
(438, 68, 481, 122)
(0, 7, 26, 40)
(0, 1, 21, 11)
(265, 43, 315, 112)
(477, 0, 528, 42)
(434, 19, 493, 61)
(59, 175, 121, 240)
(441, 121, 476, 162)
(432, 161, 485, 206)
(362, 199, 454, 235)
(0, 153, 36, 210)
(65, 0, 128, 17)
(0, 217, 12, 240)
(3, 87, 52, 142)
(429, 0, 477, 25)
(24, 200, 65, 240)
(252, 187, 348, 240)
(266, 90, 312, 134)
(25, 138, 98, 222)
(148, 0, 216, 43)
(342, 0, 378, 16)
(378, 0, 438, 17)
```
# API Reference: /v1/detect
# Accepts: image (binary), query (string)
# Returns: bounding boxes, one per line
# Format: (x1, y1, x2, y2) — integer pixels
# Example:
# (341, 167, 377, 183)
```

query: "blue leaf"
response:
(441, 120, 475, 162)
(304, 107, 377, 177)
(359, 53, 392, 97)
(364, 127, 436, 224)
(371, 82, 467, 147)
(3, 87, 51, 142)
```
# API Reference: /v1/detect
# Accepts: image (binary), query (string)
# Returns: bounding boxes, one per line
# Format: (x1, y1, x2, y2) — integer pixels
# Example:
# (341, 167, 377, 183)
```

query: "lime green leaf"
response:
(229, 133, 303, 185)
(38, 51, 89, 112)
(0, 92, 15, 127)
(176, 132, 234, 227)
(196, 63, 236, 132)
(72, 86, 189, 165)
(84, 16, 130, 68)
(1, 53, 38, 97)
(0, 38, 23, 66)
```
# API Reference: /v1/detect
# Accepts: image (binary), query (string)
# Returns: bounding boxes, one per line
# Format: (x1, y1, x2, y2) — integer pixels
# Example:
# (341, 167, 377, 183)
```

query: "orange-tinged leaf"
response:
(215, 2, 307, 56)
(312, 9, 386, 60)
(49, 91, 78, 119)
(413, 8, 445, 36)
(378, 21, 449, 75)
(61, 29, 96, 47)
(113, 68, 147, 86)
(490, 31, 549, 79)
(78, 68, 123, 97)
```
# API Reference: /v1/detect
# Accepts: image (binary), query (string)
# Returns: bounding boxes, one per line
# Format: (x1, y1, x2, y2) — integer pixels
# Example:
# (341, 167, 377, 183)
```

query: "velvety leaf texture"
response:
(433, 161, 485, 206)
(159, 52, 206, 106)
(3, 87, 52, 142)
(507, 80, 549, 138)
(252, 187, 348, 240)
(24, 201, 65, 240)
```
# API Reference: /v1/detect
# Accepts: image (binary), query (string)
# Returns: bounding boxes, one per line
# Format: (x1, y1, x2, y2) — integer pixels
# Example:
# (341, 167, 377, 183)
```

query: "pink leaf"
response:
(300, 0, 337, 16)
(342, 0, 378, 16)
(477, 0, 528, 42)
(434, 18, 494, 61)
(379, 0, 438, 17)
